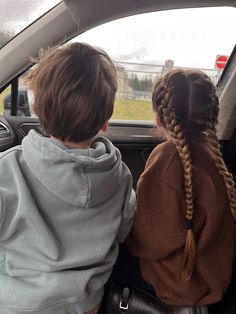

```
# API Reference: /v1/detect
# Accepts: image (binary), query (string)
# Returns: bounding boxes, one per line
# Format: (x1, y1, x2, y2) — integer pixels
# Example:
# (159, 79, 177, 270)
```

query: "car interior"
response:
(0, 0, 236, 313)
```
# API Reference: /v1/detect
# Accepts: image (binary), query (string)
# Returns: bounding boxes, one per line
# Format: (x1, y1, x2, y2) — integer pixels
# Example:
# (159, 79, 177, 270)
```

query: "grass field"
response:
(113, 98, 153, 120)
(0, 90, 153, 121)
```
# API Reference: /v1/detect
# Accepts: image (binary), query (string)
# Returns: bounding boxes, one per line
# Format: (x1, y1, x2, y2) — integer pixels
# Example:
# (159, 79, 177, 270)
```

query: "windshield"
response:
(78, 7, 235, 70)
(75, 7, 236, 121)
(0, 0, 61, 48)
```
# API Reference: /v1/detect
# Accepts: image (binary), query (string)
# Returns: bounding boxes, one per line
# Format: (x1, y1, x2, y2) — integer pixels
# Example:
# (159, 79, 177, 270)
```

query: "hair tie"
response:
(185, 218, 193, 230)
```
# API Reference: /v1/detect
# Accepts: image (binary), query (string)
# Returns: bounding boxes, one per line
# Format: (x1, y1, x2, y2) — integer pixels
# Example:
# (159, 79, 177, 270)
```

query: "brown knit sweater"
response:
(126, 136, 235, 306)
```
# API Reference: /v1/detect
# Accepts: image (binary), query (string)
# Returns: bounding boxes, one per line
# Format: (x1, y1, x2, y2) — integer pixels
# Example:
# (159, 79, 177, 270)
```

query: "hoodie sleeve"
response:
(116, 189, 136, 243)
(0, 192, 4, 238)
(116, 164, 136, 243)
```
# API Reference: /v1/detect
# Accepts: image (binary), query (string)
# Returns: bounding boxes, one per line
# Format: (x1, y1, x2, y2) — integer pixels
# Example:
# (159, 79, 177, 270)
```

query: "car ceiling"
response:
(0, 0, 236, 140)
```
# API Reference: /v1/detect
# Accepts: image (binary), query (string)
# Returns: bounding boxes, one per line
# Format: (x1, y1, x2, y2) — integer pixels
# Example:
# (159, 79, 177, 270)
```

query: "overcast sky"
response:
(77, 7, 236, 69)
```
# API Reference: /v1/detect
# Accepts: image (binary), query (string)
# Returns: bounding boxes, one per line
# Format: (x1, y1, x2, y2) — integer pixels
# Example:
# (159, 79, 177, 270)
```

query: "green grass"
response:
(112, 98, 154, 121)
(0, 87, 11, 114)
(0, 92, 154, 121)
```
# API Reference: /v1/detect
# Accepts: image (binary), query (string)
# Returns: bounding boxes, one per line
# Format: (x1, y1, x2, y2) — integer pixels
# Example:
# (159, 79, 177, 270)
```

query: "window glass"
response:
(1, 7, 235, 119)
(0, 86, 10, 115)
(74, 7, 236, 121)
(0, 0, 61, 48)
(0, 72, 34, 117)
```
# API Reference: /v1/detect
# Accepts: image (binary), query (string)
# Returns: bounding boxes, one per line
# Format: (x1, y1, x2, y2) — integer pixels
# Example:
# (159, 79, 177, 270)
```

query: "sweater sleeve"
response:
(126, 173, 185, 261)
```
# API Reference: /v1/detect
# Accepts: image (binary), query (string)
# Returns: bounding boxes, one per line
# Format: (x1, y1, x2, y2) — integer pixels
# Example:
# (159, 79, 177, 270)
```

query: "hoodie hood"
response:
(22, 130, 122, 207)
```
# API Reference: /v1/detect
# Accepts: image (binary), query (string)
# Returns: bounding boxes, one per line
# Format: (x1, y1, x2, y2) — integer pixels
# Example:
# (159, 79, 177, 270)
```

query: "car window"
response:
(0, 86, 10, 115)
(0, 0, 61, 49)
(0, 6, 235, 120)
(75, 7, 236, 121)
(0, 70, 35, 117)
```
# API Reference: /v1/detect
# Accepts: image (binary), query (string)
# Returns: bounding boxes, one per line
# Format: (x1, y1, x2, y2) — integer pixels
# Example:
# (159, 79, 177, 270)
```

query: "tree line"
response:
(128, 74, 153, 92)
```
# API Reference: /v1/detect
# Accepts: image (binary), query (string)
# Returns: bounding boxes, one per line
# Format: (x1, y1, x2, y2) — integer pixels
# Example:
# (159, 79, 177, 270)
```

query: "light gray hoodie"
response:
(0, 130, 135, 314)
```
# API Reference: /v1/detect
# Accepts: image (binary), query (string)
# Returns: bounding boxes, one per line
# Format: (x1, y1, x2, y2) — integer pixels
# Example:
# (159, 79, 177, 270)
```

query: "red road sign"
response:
(215, 55, 228, 70)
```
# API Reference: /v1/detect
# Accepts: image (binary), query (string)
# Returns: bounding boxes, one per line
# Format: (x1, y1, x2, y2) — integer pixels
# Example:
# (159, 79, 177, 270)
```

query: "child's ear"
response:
(100, 120, 109, 132)
(155, 112, 162, 128)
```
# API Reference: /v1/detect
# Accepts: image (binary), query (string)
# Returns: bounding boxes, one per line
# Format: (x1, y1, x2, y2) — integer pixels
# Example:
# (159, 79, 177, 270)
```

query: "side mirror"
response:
(3, 89, 31, 116)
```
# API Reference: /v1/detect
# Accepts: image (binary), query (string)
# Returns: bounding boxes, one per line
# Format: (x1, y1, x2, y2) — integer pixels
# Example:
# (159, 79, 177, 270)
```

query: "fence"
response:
(114, 61, 221, 100)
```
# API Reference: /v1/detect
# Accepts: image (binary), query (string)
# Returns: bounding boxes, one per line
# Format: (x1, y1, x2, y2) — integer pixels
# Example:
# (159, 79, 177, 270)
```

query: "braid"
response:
(203, 81, 236, 220)
(206, 123, 236, 219)
(152, 69, 236, 281)
(154, 82, 196, 280)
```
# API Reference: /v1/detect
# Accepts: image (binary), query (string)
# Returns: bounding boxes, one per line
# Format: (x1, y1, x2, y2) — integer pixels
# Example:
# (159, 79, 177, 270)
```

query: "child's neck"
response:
(51, 136, 93, 149)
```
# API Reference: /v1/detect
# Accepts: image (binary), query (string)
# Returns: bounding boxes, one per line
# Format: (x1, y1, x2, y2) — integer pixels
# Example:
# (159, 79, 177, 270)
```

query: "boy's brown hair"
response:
(26, 43, 117, 142)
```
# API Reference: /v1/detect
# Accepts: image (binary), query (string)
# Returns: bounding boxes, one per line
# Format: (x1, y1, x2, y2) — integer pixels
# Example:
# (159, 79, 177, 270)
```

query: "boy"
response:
(0, 43, 135, 314)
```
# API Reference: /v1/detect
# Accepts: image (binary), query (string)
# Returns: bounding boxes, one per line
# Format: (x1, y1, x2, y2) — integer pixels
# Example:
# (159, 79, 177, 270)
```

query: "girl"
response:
(126, 69, 236, 313)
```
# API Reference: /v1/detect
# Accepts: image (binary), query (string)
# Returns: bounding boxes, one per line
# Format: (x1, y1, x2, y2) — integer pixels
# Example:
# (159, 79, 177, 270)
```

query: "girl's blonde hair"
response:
(152, 69, 236, 280)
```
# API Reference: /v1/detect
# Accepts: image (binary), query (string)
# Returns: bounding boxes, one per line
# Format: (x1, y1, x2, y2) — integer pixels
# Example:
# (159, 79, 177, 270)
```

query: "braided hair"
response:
(152, 69, 236, 280)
